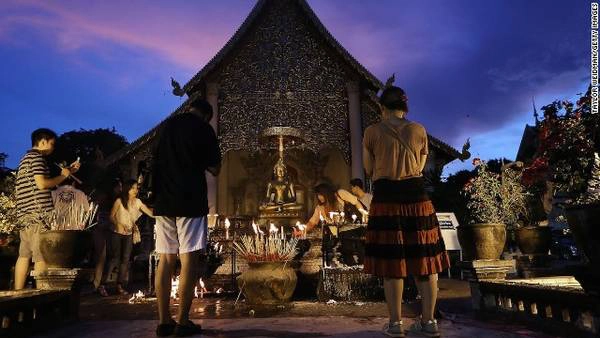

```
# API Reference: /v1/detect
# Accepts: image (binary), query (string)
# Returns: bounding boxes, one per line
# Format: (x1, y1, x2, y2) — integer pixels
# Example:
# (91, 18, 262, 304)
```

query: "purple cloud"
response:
(0, 0, 591, 171)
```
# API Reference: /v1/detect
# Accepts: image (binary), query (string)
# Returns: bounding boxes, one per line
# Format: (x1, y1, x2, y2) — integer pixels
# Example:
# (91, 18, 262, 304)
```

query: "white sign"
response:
(436, 212, 461, 251)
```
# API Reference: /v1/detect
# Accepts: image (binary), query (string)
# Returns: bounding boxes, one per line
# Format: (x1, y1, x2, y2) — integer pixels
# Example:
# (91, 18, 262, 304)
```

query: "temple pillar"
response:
(206, 82, 219, 214)
(347, 81, 364, 181)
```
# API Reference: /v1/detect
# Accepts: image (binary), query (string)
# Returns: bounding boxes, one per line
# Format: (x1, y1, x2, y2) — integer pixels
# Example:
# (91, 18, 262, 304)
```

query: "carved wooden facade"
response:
(104, 0, 462, 216)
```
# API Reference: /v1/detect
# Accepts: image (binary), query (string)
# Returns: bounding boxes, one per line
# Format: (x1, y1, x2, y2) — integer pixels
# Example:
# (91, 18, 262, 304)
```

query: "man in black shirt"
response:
(152, 97, 221, 337)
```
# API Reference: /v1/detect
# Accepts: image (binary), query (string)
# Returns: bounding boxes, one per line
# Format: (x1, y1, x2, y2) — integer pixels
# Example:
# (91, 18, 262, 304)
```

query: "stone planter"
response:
(565, 204, 600, 266)
(457, 223, 506, 260)
(516, 226, 552, 255)
(0, 242, 18, 290)
(39, 230, 92, 268)
(565, 204, 600, 294)
(236, 261, 297, 305)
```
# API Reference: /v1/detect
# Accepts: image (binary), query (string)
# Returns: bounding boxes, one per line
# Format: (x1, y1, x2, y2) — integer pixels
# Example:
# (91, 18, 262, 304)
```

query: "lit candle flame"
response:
(171, 276, 180, 299)
(352, 214, 357, 222)
(224, 218, 231, 229)
(269, 223, 278, 233)
(128, 290, 145, 304)
(199, 278, 206, 298)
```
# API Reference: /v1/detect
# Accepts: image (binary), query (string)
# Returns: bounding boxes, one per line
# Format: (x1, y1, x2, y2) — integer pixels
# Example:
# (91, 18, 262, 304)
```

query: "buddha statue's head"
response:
(273, 158, 287, 180)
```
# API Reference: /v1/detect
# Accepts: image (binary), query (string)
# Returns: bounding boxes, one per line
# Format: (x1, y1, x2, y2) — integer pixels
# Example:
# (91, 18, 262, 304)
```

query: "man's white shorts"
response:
(154, 216, 207, 254)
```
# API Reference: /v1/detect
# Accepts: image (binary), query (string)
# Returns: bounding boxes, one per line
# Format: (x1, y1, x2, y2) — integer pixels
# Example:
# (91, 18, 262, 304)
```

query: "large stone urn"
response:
(457, 223, 506, 260)
(39, 230, 92, 268)
(565, 204, 600, 294)
(236, 261, 297, 305)
(516, 226, 552, 255)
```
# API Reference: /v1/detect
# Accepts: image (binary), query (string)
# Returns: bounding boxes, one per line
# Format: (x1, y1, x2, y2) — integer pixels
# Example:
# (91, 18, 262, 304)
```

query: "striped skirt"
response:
(364, 177, 450, 278)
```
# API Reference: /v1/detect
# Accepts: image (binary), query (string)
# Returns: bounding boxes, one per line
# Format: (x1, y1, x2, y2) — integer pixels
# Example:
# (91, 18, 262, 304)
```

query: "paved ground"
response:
(31, 279, 563, 338)
(35, 316, 557, 338)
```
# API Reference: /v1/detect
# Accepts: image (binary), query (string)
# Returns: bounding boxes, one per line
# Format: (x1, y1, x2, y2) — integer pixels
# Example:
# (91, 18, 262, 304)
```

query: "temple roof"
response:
(102, 0, 463, 166)
(516, 124, 539, 163)
(183, 0, 383, 94)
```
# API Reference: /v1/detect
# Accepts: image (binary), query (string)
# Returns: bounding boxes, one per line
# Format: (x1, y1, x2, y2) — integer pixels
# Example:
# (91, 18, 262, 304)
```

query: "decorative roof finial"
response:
(171, 77, 186, 97)
(459, 138, 471, 161)
(384, 73, 395, 88)
(532, 96, 539, 125)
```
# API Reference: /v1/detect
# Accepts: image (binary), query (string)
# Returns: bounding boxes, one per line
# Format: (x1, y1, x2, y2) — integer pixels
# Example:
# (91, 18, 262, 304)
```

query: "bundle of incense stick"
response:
(233, 235, 298, 262)
(55, 201, 99, 230)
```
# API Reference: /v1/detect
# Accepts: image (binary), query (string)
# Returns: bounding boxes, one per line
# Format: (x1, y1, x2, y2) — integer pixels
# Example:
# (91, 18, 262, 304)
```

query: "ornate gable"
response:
(209, 0, 359, 160)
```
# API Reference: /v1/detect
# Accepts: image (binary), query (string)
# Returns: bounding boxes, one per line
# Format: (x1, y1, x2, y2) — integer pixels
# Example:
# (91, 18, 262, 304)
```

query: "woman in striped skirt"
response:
(363, 86, 450, 338)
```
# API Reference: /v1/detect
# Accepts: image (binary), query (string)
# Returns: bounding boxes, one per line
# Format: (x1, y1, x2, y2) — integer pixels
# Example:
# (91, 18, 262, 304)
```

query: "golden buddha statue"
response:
(259, 158, 302, 213)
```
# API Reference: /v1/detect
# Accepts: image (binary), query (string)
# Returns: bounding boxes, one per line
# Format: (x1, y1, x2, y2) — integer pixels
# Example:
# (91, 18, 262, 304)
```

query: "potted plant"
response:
(518, 166, 553, 255)
(234, 234, 298, 305)
(460, 159, 529, 260)
(525, 90, 600, 263)
(0, 172, 18, 248)
(21, 203, 98, 268)
(524, 88, 600, 292)
(0, 192, 19, 247)
(0, 188, 19, 290)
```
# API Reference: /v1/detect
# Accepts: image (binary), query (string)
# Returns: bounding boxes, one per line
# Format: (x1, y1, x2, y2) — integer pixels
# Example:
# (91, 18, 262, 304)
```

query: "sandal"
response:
(156, 319, 177, 337)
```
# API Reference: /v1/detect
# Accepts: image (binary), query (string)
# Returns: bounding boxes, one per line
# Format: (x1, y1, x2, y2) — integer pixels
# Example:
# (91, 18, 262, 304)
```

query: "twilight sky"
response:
(0, 0, 591, 175)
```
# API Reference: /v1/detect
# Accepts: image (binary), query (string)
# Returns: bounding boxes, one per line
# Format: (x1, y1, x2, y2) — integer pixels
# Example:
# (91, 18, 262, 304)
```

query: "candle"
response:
(199, 278, 206, 298)
(280, 226, 284, 240)
(269, 223, 278, 235)
(224, 218, 231, 240)
(352, 214, 357, 223)
(258, 224, 265, 241)
(340, 211, 345, 222)
(297, 222, 307, 239)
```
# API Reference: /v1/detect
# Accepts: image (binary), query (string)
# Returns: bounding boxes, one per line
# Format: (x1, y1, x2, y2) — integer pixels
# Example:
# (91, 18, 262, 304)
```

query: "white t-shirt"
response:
(113, 198, 143, 235)
(52, 185, 90, 229)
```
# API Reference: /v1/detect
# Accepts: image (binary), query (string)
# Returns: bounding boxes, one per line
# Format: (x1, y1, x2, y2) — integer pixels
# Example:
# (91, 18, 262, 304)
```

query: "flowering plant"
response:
(463, 160, 529, 227)
(0, 192, 18, 235)
(524, 87, 600, 205)
(0, 171, 18, 235)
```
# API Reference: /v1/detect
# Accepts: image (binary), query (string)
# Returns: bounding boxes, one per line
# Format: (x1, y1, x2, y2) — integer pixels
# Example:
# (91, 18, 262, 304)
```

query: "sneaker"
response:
(156, 319, 177, 337)
(174, 320, 202, 337)
(382, 321, 405, 337)
(408, 319, 440, 337)
(97, 285, 109, 297)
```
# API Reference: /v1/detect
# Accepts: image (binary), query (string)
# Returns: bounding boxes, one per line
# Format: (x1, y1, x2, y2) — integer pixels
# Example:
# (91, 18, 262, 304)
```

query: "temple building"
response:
(104, 0, 465, 221)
